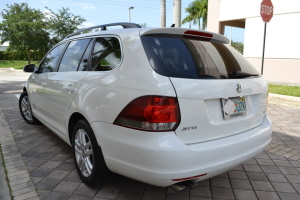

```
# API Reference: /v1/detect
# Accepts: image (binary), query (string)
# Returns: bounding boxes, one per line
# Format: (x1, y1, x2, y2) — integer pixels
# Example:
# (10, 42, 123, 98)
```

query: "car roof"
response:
(62, 22, 229, 44)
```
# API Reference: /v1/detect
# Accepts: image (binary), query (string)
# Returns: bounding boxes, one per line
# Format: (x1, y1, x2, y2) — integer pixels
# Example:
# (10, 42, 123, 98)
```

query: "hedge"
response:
(0, 51, 45, 60)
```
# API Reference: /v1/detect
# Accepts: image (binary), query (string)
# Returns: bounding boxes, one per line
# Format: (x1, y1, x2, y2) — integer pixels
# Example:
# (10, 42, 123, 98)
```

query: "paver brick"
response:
(234, 189, 257, 200)
(142, 191, 166, 200)
(271, 182, 297, 193)
(14, 191, 40, 200)
(211, 187, 235, 199)
(12, 185, 36, 197)
(211, 177, 231, 188)
(265, 173, 288, 183)
(165, 193, 189, 200)
(231, 179, 252, 190)
(36, 178, 61, 191)
(255, 191, 280, 200)
(228, 171, 248, 180)
(278, 192, 300, 200)
(73, 183, 100, 197)
(95, 185, 122, 199)
(189, 186, 211, 197)
(279, 166, 300, 174)
(53, 180, 80, 193)
(243, 165, 263, 172)
(68, 194, 93, 200)
(43, 191, 71, 200)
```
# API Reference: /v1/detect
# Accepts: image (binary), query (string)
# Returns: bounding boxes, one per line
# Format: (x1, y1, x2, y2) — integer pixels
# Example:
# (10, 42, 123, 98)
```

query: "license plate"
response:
(221, 97, 247, 119)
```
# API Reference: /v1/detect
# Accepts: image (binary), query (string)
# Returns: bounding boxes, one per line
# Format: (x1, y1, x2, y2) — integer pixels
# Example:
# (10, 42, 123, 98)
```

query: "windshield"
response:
(141, 36, 259, 79)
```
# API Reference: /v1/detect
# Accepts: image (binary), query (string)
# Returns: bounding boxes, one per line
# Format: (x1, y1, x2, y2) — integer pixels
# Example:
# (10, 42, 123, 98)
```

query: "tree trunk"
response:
(27, 50, 31, 64)
(198, 18, 201, 30)
(160, 0, 166, 27)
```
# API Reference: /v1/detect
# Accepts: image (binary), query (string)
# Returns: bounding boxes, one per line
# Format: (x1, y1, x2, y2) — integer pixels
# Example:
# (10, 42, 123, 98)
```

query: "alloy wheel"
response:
(74, 129, 94, 177)
(21, 96, 33, 121)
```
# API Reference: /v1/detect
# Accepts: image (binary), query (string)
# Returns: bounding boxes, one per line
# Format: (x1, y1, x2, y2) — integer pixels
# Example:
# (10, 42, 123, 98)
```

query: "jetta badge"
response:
(236, 83, 241, 93)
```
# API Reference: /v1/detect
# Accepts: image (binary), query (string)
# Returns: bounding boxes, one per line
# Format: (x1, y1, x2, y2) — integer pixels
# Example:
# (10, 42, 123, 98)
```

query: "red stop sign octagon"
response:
(261, 0, 274, 22)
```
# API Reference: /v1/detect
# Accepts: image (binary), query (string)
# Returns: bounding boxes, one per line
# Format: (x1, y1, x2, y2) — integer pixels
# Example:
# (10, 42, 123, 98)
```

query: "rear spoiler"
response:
(140, 28, 230, 44)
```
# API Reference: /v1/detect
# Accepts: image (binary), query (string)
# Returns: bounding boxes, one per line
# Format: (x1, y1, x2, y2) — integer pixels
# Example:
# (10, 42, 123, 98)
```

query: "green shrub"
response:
(0, 51, 45, 60)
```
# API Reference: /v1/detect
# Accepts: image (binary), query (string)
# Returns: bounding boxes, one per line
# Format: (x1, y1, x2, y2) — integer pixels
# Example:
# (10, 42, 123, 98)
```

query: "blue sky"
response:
(0, 0, 244, 43)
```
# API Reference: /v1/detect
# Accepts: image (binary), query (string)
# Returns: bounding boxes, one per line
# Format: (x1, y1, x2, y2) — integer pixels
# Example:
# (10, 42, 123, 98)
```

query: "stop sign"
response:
(261, 0, 274, 22)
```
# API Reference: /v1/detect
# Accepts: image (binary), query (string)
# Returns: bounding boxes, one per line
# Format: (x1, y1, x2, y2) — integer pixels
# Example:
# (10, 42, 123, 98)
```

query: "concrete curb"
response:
(9, 67, 23, 72)
(0, 110, 40, 200)
(269, 93, 300, 108)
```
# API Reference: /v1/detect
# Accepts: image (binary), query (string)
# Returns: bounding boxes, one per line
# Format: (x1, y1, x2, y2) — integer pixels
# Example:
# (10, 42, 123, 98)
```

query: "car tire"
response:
(72, 119, 110, 187)
(19, 91, 40, 125)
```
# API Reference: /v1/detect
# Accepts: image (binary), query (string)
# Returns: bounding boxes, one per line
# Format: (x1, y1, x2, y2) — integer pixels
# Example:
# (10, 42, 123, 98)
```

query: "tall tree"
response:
(182, 0, 208, 30)
(45, 7, 86, 44)
(0, 3, 50, 64)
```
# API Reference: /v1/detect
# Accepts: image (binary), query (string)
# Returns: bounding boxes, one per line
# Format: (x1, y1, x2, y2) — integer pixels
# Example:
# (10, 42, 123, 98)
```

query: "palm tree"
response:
(182, 0, 208, 30)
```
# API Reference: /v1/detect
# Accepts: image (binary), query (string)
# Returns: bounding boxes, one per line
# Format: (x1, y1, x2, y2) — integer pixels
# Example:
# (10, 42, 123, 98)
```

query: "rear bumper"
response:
(91, 115, 272, 187)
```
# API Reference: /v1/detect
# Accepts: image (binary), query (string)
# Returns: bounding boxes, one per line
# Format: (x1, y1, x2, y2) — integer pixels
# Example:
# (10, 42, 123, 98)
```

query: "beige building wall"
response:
(207, 0, 300, 85)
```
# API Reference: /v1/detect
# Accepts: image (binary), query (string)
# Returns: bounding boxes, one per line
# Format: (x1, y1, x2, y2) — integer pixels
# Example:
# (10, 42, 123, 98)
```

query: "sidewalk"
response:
(0, 144, 11, 200)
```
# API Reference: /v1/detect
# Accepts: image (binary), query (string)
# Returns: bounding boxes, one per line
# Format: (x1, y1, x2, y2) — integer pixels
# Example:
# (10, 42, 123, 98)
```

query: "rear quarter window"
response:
(91, 37, 122, 71)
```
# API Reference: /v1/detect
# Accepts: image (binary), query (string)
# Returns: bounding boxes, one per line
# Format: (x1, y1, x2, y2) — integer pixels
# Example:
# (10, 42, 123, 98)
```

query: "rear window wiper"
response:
(229, 70, 259, 78)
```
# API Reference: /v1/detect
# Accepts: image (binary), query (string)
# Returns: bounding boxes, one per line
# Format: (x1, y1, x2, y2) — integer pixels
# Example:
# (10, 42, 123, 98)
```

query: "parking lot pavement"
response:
(0, 103, 298, 200)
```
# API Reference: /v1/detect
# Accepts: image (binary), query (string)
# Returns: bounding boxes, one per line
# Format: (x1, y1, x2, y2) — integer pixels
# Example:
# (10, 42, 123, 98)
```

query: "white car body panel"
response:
(68, 31, 177, 124)
(29, 73, 49, 121)
(170, 77, 268, 144)
(91, 115, 272, 186)
(46, 71, 87, 136)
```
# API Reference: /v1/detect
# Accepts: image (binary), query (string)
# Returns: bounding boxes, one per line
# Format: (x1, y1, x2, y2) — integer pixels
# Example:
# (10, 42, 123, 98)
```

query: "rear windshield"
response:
(141, 36, 259, 79)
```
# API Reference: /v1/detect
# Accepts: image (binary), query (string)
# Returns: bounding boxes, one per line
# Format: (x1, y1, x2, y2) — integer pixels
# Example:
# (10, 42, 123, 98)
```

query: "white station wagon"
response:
(20, 22, 272, 187)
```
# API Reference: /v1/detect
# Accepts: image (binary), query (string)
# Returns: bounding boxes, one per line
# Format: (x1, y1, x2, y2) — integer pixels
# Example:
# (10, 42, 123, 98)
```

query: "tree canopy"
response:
(231, 41, 244, 54)
(182, 0, 208, 30)
(45, 7, 86, 44)
(0, 3, 50, 63)
(0, 3, 86, 63)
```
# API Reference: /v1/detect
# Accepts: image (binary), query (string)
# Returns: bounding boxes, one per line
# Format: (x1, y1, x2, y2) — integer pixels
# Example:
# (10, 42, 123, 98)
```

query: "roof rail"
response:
(65, 22, 142, 39)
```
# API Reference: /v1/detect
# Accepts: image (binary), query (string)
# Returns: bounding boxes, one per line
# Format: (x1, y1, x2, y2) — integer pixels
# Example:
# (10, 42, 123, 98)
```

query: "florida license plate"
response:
(221, 97, 247, 120)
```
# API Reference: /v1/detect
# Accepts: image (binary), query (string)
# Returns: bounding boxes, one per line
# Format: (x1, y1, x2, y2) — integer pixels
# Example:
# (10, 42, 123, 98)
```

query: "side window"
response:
(39, 43, 67, 73)
(78, 39, 94, 71)
(91, 37, 121, 71)
(58, 39, 92, 72)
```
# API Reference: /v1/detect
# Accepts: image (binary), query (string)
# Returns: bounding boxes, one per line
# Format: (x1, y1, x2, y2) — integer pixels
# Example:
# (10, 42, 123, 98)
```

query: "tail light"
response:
(114, 96, 180, 131)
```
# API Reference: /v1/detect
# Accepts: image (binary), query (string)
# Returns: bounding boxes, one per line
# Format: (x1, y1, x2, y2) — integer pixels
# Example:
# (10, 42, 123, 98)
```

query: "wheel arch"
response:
(68, 112, 88, 145)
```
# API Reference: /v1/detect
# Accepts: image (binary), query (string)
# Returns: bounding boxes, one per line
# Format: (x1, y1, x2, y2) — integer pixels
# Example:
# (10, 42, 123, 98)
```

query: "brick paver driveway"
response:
(0, 103, 300, 200)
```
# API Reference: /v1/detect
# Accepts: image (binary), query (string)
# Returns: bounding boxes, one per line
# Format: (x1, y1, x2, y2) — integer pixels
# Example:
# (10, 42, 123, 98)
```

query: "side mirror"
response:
(23, 64, 36, 73)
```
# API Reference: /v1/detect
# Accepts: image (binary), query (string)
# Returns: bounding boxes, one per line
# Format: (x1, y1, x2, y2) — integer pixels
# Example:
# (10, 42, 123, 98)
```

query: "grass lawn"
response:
(0, 60, 40, 70)
(269, 84, 300, 97)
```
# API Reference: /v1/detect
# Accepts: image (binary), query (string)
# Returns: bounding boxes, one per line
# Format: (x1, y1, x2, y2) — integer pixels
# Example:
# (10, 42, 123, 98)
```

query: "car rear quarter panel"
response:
(68, 30, 176, 124)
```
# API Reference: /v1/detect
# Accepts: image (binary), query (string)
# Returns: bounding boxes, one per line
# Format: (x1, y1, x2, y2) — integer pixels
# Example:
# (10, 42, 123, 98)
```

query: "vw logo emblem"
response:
(236, 83, 242, 93)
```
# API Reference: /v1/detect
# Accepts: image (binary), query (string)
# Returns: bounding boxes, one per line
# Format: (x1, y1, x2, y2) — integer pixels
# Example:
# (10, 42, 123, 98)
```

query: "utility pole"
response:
(173, 0, 181, 27)
(160, 0, 166, 27)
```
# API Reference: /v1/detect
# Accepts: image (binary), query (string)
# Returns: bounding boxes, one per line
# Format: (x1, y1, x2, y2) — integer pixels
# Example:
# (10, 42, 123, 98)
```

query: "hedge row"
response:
(0, 51, 45, 60)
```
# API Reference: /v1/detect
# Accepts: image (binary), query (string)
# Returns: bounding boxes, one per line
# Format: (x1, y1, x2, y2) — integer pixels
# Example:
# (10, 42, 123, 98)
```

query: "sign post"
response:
(260, 0, 273, 75)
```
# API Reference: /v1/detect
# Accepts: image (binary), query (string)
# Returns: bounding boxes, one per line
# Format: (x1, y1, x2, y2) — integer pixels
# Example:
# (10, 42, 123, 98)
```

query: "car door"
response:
(29, 43, 67, 122)
(46, 38, 93, 137)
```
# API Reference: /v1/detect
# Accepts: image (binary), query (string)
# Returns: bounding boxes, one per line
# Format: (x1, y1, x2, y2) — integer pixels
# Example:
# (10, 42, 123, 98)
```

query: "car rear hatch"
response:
(140, 28, 268, 144)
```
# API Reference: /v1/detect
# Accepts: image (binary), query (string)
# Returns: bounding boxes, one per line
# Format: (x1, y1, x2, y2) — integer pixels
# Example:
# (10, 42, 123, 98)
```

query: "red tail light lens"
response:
(114, 96, 180, 131)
